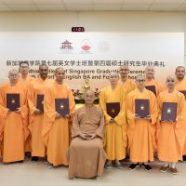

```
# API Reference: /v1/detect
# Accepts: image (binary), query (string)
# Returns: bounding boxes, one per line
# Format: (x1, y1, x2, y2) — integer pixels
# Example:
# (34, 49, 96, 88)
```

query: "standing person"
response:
(157, 75, 186, 174)
(68, 90, 106, 179)
(175, 66, 186, 161)
(0, 69, 28, 163)
(126, 74, 158, 170)
(145, 66, 164, 96)
(19, 61, 35, 156)
(99, 72, 127, 168)
(43, 68, 75, 166)
(28, 64, 51, 161)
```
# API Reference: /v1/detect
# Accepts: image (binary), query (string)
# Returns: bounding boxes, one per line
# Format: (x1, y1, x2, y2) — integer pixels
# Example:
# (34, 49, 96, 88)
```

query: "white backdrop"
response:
(0, 32, 184, 90)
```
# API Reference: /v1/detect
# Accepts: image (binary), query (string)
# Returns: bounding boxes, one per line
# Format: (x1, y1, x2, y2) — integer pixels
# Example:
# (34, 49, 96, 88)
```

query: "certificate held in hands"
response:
(36, 94, 44, 112)
(7, 93, 20, 111)
(55, 98, 69, 117)
(106, 102, 120, 118)
(161, 102, 177, 122)
(145, 85, 156, 96)
(135, 99, 150, 118)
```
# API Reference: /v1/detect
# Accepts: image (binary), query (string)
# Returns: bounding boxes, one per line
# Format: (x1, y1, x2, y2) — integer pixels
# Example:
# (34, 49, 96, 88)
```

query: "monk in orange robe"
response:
(28, 64, 51, 161)
(43, 68, 75, 166)
(18, 61, 35, 155)
(157, 75, 186, 174)
(126, 74, 158, 170)
(145, 66, 165, 96)
(68, 90, 106, 179)
(175, 66, 186, 161)
(119, 65, 136, 95)
(0, 69, 28, 163)
(100, 72, 127, 168)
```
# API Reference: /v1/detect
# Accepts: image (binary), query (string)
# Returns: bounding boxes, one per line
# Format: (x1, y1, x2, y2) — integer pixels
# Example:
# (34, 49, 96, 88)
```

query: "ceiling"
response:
(0, 0, 186, 12)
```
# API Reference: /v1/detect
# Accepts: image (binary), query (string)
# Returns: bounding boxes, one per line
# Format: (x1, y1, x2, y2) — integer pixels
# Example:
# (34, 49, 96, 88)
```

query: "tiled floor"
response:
(0, 160, 186, 186)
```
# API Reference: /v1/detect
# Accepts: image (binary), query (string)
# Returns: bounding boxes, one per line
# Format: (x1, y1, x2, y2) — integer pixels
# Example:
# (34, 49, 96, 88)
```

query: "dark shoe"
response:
(160, 165, 169, 173)
(183, 155, 186, 161)
(31, 157, 39, 161)
(129, 163, 139, 170)
(169, 167, 178, 175)
(17, 160, 24, 163)
(105, 161, 112, 169)
(115, 160, 122, 168)
(141, 163, 152, 170)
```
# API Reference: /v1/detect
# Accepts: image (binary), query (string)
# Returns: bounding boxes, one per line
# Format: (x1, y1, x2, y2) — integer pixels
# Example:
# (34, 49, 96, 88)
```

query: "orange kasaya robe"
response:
(121, 79, 136, 95)
(0, 82, 28, 163)
(126, 88, 158, 163)
(145, 79, 165, 96)
(19, 75, 35, 153)
(99, 82, 127, 161)
(28, 78, 52, 157)
(157, 90, 186, 162)
(175, 79, 186, 155)
(42, 81, 75, 166)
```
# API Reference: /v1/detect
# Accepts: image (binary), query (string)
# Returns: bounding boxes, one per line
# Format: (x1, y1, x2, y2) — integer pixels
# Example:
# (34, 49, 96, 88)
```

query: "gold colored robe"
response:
(157, 90, 186, 162)
(145, 79, 165, 96)
(19, 75, 35, 153)
(121, 79, 136, 95)
(28, 78, 51, 157)
(0, 82, 28, 163)
(99, 83, 127, 160)
(43, 82, 75, 166)
(175, 79, 186, 155)
(126, 88, 158, 163)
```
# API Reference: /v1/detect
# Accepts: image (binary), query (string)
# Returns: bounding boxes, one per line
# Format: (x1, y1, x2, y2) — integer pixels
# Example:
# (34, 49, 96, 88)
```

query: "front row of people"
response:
(0, 66, 186, 179)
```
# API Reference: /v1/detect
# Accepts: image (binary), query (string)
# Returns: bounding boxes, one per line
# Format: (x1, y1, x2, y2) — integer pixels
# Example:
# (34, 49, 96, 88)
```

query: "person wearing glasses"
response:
(157, 75, 186, 175)
(144, 66, 165, 96)
(119, 65, 136, 95)
(99, 72, 127, 168)
(126, 74, 158, 170)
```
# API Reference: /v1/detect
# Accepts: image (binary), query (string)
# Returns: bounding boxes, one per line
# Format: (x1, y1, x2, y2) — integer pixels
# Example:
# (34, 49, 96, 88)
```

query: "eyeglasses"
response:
(167, 80, 175, 83)
(137, 79, 145, 82)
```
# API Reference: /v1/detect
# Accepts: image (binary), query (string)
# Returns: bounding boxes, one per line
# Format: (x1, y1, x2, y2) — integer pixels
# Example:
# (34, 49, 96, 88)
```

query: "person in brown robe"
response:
(68, 90, 106, 179)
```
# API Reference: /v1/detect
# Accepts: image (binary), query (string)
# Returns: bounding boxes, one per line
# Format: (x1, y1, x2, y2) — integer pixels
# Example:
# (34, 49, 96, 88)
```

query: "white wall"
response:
(0, 11, 186, 64)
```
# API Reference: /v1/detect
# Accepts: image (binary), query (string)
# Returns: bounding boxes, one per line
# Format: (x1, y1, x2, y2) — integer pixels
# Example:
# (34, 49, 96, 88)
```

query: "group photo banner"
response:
(0, 32, 184, 91)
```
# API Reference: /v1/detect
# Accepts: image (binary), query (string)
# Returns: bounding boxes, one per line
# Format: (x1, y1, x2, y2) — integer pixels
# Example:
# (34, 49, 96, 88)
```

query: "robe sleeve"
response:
(0, 86, 8, 142)
(27, 82, 37, 115)
(99, 89, 112, 123)
(114, 89, 127, 126)
(175, 93, 186, 129)
(149, 92, 158, 125)
(95, 109, 105, 138)
(42, 86, 56, 146)
(68, 88, 75, 121)
(19, 88, 29, 141)
(126, 93, 135, 129)
(71, 110, 81, 138)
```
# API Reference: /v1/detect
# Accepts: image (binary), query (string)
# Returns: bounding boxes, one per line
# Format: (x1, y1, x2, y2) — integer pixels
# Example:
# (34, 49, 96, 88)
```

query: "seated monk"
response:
(68, 90, 106, 179)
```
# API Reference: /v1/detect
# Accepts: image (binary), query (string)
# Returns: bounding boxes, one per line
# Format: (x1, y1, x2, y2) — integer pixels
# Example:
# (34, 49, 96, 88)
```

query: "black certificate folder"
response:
(135, 99, 150, 118)
(106, 102, 120, 118)
(55, 98, 69, 116)
(36, 94, 44, 112)
(161, 102, 177, 122)
(7, 93, 20, 111)
(145, 85, 156, 95)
